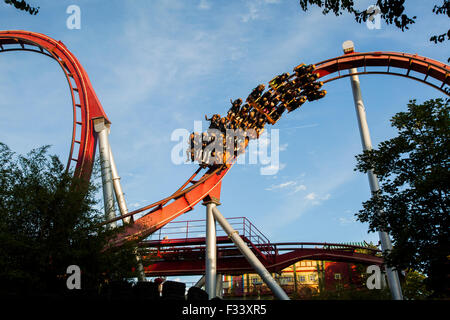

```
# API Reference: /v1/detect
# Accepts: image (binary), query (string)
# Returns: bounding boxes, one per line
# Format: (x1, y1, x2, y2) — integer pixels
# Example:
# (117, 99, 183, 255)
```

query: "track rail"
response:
(140, 241, 383, 276)
(0, 30, 109, 179)
(113, 50, 449, 245)
(313, 51, 450, 95)
(2, 30, 449, 247)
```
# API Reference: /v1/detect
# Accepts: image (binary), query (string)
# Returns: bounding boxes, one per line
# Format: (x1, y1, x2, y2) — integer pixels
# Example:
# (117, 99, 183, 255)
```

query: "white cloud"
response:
(241, 0, 282, 23)
(293, 184, 307, 193)
(265, 177, 305, 194)
(198, 0, 211, 10)
(265, 180, 296, 191)
(305, 192, 331, 205)
(305, 192, 316, 200)
(260, 162, 286, 175)
(282, 123, 319, 131)
(241, 2, 259, 22)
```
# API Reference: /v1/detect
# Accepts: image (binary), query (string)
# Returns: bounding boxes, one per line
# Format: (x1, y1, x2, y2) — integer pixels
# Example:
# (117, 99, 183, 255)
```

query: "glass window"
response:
(298, 275, 306, 282)
(280, 277, 293, 285)
(334, 273, 341, 280)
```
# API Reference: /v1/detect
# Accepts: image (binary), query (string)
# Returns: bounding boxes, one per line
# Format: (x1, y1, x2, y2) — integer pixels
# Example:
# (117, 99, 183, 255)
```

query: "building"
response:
(222, 259, 366, 299)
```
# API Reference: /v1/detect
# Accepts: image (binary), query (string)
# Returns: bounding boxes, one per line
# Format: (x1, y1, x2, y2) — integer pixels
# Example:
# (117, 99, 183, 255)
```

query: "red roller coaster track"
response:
(139, 218, 384, 276)
(1, 30, 449, 248)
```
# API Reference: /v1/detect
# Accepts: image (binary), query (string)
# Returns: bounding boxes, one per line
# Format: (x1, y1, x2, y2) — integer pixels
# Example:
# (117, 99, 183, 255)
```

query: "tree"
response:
(3, 0, 39, 15)
(402, 270, 433, 299)
(298, 1, 449, 48)
(354, 98, 449, 298)
(0, 143, 139, 297)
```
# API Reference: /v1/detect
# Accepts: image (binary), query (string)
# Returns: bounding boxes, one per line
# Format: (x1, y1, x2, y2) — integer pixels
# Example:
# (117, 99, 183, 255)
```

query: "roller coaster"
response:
(1, 30, 449, 298)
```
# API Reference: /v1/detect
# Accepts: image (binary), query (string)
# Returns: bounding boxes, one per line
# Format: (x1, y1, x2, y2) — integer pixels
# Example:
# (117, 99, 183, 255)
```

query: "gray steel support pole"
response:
(343, 41, 403, 300)
(211, 206, 290, 300)
(93, 118, 117, 229)
(94, 118, 146, 281)
(108, 147, 131, 224)
(109, 142, 146, 282)
(205, 202, 217, 298)
(216, 273, 223, 298)
(194, 275, 206, 288)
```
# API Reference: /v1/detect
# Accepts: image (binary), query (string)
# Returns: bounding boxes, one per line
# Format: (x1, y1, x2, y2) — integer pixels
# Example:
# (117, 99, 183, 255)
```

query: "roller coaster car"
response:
(305, 90, 327, 101)
(226, 110, 235, 120)
(280, 90, 296, 103)
(302, 81, 323, 91)
(231, 98, 243, 106)
(293, 63, 305, 71)
(275, 81, 293, 95)
(229, 98, 243, 113)
(269, 73, 289, 89)
(240, 104, 250, 115)
(271, 104, 286, 122)
(297, 72, 319, 84)
(286, 95, 307, 112)
(246, 84, 265, 103)
(205, 114, 219, 121)
(294, 63, 315, 76)
(260, 91, 273, 104)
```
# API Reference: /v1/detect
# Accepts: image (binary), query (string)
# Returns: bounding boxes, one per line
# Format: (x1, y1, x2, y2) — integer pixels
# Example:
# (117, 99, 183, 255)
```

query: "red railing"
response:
(149, 217, 277, 260)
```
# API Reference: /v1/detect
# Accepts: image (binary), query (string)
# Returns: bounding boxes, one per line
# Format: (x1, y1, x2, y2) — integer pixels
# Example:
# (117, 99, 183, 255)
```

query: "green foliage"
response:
(298, 0, 416, 30)
(430, 1, 450, 49)
(3, 0, 39, 15)
(402, 270, 433, 300)
(0, 143, 139, 296)
(298, 1, 449, 48)
(354, 98, 450, 298)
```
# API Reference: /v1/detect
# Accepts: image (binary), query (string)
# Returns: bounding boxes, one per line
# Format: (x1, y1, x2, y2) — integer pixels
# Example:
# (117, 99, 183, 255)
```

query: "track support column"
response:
(203, 197, 219, 299)
(108, 146, 131, 224)
(93, 117, 117, 229)
(194, 275, 206, 288)
(211, 206, 290, 300)
(216, 273, 223, 298)
(105, 129, 146, 281)
(343, 40, 403, 300)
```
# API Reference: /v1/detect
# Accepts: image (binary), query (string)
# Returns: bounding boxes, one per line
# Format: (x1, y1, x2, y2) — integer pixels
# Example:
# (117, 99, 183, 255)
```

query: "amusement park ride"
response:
(0, 30, 449, 300)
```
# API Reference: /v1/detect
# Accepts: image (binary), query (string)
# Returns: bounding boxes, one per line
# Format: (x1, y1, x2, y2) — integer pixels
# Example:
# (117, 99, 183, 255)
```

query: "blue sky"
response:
(1, 0, 448, 283)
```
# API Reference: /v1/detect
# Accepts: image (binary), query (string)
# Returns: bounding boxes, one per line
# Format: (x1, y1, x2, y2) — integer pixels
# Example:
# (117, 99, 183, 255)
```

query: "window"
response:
(298, 275, 306, 282)
(309, 274, 316, 282)
(334, 273, 342, 280)
(280, 277, 293, 285)
(252, 277, 262, 285)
